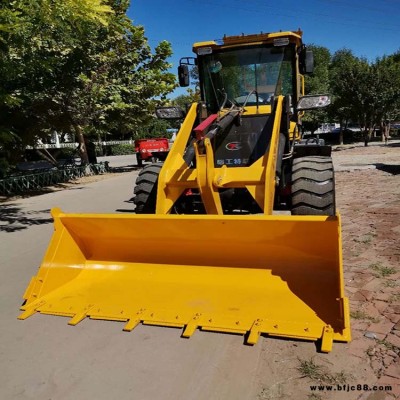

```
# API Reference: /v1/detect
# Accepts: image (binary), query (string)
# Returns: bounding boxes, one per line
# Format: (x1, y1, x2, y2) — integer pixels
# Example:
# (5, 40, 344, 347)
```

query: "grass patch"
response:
(298, 358, 323, 381)
(297, 358, 351, 385)
(350, 310, 379, 323)
(389, 293, 400, 303)
(258, 385, 284, 399)
(354, 233, 376, 244)
(376, 339, 400, 353)
(383, 280, 398, 288)
(308, 394, 323, 400)
(369, 262, 396, 277)
(351, 250, 362, 257)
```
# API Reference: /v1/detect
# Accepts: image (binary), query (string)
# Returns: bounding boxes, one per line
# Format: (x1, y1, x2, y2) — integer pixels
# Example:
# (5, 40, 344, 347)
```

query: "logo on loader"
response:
(225, 142, 242, 151)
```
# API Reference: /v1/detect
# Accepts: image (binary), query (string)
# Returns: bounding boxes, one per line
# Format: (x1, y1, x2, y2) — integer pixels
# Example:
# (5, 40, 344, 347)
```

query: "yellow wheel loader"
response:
(19, 30, 351, 352)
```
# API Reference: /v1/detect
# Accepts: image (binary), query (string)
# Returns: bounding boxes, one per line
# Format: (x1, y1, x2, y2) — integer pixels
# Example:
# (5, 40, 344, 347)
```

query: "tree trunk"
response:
(363, 125, 375, 147)
(74, 124, 89, 165)
(35, 148, 58, 167)
(381, 122, 389, 144)
(363, 129, 370, 146)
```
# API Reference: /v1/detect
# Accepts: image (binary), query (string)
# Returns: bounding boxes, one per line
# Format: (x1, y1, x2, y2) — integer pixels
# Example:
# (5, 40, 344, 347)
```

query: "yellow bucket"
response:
(19, 208, 351, 352)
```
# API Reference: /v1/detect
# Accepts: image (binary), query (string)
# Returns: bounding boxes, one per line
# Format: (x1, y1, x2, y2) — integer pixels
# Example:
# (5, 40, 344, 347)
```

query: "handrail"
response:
(0, 163, 109, 195)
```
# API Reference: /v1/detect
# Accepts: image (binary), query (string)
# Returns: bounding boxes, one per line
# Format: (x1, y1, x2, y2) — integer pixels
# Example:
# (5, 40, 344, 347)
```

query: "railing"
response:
(25, 140, 134, 150)
(0, 162, 109, 196)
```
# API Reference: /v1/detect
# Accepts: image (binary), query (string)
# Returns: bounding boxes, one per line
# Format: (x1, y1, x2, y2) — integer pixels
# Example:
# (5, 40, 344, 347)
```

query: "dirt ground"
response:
(1, 143, 399, 400)
(60, 143, 400, 399)
(334, 143, 400, 399)
(254, 142, 400, 400)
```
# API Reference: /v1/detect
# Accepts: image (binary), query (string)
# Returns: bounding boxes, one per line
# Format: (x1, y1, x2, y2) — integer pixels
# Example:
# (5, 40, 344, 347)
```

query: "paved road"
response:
(0, 163, 263, 400)
(3, 142, 397, 400)
(332, 140, 400, 171)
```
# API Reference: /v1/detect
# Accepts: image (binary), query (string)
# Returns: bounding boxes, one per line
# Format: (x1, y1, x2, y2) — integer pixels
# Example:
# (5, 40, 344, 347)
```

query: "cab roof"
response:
(193, 30, 303, 53)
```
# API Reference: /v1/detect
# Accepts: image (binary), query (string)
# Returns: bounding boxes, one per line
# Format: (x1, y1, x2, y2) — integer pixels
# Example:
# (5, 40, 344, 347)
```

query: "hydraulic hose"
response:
(183, 108, 241, 166)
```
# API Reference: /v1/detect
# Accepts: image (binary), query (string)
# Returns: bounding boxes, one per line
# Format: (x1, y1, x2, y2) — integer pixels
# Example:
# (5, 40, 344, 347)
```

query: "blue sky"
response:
(127, 0, 400, 97)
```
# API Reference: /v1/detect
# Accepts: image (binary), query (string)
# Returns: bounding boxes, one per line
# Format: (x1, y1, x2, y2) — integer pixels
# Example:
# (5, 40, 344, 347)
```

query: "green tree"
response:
(57, 6, 176, 161)
(330, 49, 400, 145)
(0, 0, 176, 166)
(302, 45, 331, 134)
(0, 0, 114, 154)
(329, 49, 359, 144)
(172, 90, 200, 111)
(372, 54, 400, 142)
(135, 117, 172, 139)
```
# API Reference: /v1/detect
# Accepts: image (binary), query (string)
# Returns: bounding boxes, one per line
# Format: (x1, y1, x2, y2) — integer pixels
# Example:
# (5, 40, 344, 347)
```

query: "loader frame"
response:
(19, 30, 351, 353)
(156, 97, 286, 215)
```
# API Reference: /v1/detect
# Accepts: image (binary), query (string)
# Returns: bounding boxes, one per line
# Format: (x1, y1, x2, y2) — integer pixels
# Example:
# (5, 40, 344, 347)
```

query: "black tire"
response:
(133, 163, 162, 213)
(291, 156, 335, 216)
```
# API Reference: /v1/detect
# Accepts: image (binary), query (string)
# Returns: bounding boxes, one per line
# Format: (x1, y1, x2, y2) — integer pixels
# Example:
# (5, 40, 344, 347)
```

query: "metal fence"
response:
(0, 162, 109, 196)
(25, 140, 134, 150)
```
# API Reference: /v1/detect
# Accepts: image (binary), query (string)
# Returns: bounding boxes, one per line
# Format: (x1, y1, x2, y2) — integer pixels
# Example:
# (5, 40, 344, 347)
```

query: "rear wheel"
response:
(133, 163, 162, 213)
(291, 156, 335, 216)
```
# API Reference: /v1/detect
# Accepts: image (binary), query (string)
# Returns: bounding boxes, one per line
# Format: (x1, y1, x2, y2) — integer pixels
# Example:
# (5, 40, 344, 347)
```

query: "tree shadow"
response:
(115, 198, 135, 213)
(374, 163, 400, 175)
(0, 183, 86, 200)
(109, 165, 141, 173)
(386, 142, 400, 148)
(0, 204, 53, 232)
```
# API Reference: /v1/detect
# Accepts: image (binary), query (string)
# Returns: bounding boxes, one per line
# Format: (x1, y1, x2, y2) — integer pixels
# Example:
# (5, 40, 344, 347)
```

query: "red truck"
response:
(134, 138, 170, 167)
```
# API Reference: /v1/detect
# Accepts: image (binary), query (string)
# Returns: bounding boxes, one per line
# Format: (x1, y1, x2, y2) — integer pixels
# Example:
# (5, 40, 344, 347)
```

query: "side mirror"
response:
(299, 48, 314, 75)
(155, 106, 186, 120)
(178, 65, 190, 87)
(297, 95, 331, 111)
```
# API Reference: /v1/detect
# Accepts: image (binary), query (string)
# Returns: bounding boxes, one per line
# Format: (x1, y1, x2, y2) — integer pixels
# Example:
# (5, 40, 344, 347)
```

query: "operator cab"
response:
(198, 45, 295, 112)
(178, 31, 313, 113)
(175, 31, 318, 169)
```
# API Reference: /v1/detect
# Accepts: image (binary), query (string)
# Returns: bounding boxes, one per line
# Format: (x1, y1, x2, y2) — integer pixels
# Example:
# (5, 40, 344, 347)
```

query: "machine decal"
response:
(225, 142, 242, 151)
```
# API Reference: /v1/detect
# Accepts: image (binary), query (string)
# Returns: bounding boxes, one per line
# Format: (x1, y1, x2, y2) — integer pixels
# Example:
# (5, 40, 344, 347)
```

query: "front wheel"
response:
(291, 156, 336, 216)
(133, 163, 162, 213)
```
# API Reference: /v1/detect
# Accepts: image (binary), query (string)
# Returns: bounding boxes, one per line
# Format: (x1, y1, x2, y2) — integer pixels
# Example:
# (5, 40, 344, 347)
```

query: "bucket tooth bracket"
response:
(18, 300, 46, 320)
(68, 304, 95, 326)
(321, 325, 334, 353)
(123, 318, 141, 332)
(123, 309, 146, 332)
(182, 314, 202, 338)
(247, 319, 266, 345)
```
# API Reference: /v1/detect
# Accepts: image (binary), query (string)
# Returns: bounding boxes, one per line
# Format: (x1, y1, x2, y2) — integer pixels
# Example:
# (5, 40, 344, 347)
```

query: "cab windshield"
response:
(199, 45, 295, 112)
